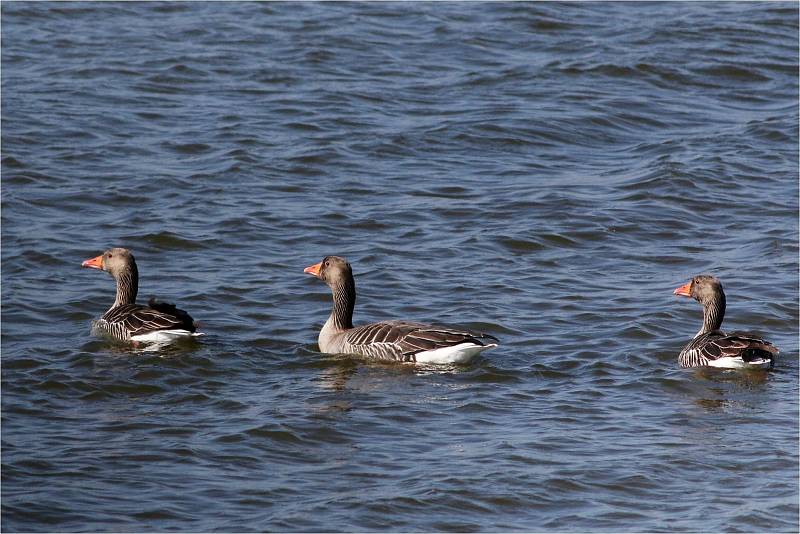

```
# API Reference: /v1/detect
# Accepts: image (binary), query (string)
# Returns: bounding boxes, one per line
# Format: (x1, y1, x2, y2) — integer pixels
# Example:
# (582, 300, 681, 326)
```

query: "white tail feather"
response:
(131, 330, 205, 343)
(414, 343, 497, 365)
(707, 356, 771, 370)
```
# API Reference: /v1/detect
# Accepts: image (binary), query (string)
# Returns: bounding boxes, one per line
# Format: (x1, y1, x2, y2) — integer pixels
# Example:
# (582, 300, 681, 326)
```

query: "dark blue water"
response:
(2, 2, 798, 531)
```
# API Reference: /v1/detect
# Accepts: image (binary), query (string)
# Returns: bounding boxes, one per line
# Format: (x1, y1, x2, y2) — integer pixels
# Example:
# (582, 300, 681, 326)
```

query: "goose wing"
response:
(717, 331, 779, 359)
(344, 320, 497, 361)
(102, 301, 196, 338)
(146, 298, 197, 331)
(687, 330, 778, 364)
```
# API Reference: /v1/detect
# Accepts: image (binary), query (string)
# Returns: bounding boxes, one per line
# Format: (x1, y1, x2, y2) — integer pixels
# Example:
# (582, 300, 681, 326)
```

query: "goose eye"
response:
(107, 253, 113, 258)
(324, 261, 330, 267)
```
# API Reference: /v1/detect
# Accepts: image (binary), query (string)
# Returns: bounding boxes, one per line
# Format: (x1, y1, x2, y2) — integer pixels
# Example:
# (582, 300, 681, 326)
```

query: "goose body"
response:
(305, 256, 497, 364)
(82, 248, 202, 343)
(673, 275, 777, 369)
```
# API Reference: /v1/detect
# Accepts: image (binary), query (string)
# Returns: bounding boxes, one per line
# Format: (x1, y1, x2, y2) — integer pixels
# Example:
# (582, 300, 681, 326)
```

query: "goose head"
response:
(303, 255, 353, 288)
(673, 274, 724, 306)
(82, 247, 137, 279)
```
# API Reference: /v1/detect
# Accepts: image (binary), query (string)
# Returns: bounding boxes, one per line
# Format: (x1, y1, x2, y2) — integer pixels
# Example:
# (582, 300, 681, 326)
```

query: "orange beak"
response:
(82, 254, 104, 270)
(673, 281, 692, 297)
(304, 261, 322, 277)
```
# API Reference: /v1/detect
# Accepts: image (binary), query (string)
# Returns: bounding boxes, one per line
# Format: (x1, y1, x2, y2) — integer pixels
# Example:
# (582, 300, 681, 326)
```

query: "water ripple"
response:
(2, 2, 797, 533)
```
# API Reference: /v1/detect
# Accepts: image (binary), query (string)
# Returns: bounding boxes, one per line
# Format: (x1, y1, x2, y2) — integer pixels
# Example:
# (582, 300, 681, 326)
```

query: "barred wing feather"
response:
(702, 331, 778, 361)
(344, 320, 497, 361)
(100, 302, 196, 340)
(680, 330, 778, 368)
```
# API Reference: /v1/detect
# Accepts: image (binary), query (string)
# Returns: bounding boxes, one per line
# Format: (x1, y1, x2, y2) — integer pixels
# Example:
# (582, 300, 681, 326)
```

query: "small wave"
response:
(124, 231, 213, 251)
(695, 64, 771, 82)
(163, 142, 213, 155)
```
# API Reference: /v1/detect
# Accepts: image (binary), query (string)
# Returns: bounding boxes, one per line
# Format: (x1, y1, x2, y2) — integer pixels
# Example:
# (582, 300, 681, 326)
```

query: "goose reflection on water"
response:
(314, 355, 469, 393)
(691, 366, 771, 412)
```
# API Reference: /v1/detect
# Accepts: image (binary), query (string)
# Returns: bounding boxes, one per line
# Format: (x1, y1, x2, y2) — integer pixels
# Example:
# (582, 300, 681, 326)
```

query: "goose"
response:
(303, 256, 498, 364)
(81, 247, 202, 343)
(673, 275, 777, 369)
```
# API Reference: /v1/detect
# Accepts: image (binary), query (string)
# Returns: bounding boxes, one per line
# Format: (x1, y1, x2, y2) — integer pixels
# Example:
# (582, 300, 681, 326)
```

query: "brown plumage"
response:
(304, 256, 498, 364)
(82, 248, 200, 343)
(673, 275, 777, 368)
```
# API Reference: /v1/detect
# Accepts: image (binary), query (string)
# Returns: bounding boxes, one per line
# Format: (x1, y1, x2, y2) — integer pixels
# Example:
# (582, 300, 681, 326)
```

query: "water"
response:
(2, 2, 798, 531)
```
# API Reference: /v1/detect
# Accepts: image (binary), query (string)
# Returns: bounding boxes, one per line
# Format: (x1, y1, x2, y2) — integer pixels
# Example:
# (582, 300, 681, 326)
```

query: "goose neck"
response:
(698, 291, 725, 336)
(329, 277, 355, 331)
(112, 262, 138, 308)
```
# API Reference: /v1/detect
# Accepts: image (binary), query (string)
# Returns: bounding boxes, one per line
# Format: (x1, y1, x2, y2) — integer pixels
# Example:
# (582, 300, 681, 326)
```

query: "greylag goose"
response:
(304, 256, 498, 364)
(673, 275, 777, 369)
(82, 248, 202, 343)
